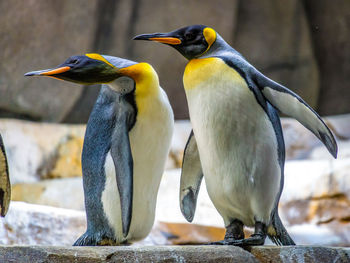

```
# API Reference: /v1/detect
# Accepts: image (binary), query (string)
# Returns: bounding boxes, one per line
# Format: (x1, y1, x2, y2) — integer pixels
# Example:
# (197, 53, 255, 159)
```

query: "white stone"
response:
(0, 202, 85, 245)
(281, 158, 350, 202)
(156, 169, 224, 228)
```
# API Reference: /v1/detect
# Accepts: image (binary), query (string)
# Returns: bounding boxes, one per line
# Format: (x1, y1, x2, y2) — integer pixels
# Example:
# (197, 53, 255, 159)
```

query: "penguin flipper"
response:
(110, 104, 135, 238)
(180, 130, 203, 222)
(0, 134, 10, 217)
(257, 73, 337, 158)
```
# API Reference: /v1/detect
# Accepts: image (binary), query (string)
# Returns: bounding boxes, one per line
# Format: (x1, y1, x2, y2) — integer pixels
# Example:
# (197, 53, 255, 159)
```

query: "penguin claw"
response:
(206, 234, 266, 247)
(206, 238, 244, 246)
(73, 232, 120, 246)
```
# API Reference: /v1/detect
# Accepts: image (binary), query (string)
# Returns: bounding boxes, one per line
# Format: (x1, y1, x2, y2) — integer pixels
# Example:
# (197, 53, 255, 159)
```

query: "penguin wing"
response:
(110, 99, 135, 237)
(180, 130, 204, 222)
(255, 71, 337, 158)
(0, 134, 10, 217)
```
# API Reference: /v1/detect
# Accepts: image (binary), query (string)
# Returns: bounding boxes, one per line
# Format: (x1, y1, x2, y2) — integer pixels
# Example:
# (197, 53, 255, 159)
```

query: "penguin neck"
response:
(199, 34, 240, 59)
(119, 63, 160, 114)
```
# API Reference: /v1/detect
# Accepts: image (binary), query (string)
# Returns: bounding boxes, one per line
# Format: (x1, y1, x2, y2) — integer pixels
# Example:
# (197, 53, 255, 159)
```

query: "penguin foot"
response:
(73, 232, 120, 246)
(207, 221, 267, 247)
(207, 233, 266, 246)
(224, 219, 244, 240)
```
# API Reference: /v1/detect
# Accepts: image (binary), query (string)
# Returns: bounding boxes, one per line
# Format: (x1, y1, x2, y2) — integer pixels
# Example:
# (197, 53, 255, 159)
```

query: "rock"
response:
(113, 0, 240, 119)
(156, 169, 223, 228)
(11, 178, 84, 211)
(0, 201, 230, 247)
(304, 0, 350, 116)
(0, 0, 100, 121)
(44, 135, 84, 179)
(0, 246, 348, 263)
(234, 0, 320, 108)
(323, 114, 350, 141)
(155, 222, 225, 245)
(0, 1, 348, 121)
(0, 246, 260, 263)
(282, 115, 350, 160)
(250, 246, 350, 263)
(165, 120, 192, 169)
(309, 141, 350, 160)
(0, 119, 85, 183)
(137, 222, 226, 246)
(282, 159, 350, 203)
(0, 119, 187, 183)
(0, 202, 85, 246)
(280, 158, 350, 246)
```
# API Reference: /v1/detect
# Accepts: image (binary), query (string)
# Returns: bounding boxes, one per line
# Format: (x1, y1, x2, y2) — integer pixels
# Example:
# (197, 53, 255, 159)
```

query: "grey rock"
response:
(11, 177, 84, 211)
(0, 119, 85, 183)
(304, 0, 350, 115)
(0, 245, 258, 263)
(233, 0, 320, 108)
(0, 245, 349, 263)
(107, 0, 240, 119)
(0, 202, 85, 246)
(251, 246, 350, 263)
(0, 0, 98, 121)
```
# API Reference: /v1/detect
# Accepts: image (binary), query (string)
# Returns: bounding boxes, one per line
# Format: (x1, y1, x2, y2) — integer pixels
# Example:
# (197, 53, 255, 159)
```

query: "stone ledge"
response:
(0, 245, 349, 263)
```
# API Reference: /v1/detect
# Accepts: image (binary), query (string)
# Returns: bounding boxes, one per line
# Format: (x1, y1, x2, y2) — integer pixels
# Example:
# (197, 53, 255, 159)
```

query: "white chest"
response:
(184, 58, 281, 226)
(102, 89, 174, 242)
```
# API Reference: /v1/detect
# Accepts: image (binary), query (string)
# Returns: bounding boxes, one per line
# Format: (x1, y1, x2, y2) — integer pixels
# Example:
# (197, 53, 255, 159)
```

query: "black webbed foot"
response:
(207, 221, 267, 247)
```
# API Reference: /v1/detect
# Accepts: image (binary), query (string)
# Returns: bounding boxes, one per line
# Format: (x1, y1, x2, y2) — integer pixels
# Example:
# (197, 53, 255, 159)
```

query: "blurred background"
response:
(0, 0, 349, 121)
(0, 0, 350, 248)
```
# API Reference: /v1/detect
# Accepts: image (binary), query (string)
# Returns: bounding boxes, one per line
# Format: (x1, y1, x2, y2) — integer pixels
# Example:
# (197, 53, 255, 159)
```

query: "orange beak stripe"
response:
(40, 66, 71, 76)
(149, 37, 181, 45)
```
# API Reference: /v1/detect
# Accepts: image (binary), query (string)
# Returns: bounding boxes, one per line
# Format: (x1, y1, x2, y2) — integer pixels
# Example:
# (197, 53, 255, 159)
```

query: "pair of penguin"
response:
(25, 25, 337, 247)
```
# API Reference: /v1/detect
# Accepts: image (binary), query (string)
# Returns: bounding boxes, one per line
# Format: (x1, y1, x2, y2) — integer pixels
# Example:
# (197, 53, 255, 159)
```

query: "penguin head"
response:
(134, 25, 217, 60)
(24, 54, 141, 93)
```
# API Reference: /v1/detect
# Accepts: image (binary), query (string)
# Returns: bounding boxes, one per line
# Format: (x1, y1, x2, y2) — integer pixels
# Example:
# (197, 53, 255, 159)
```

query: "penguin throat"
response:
(119, 63, 160, 114)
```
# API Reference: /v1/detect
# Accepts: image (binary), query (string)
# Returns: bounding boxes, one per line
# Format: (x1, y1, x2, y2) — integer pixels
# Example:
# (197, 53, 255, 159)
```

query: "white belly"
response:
(102, 89, 173, 243)
(184, 58, 281, 227)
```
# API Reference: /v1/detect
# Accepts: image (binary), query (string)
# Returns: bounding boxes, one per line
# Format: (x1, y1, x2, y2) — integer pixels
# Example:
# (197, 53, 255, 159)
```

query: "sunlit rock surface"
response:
(11, 178, 84, 211)
(0, 202, 224, 246)
(2, 116, 350, 183)
(0, 245, 348, 263)
(0, 119, 85, 183)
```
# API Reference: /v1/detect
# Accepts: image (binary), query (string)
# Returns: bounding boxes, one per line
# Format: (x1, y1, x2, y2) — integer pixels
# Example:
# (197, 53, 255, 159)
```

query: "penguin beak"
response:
(133, 33, 181, 45)
(24, 66, 71, 77)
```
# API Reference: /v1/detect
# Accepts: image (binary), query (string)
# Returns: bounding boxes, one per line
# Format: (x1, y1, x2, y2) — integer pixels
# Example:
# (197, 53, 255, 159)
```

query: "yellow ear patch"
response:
(85, 53, 115, 68)
(202, 27, 217, 54)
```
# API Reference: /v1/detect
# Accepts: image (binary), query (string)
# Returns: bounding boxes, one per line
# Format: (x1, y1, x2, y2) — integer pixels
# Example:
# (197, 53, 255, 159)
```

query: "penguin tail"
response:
(267, 212, 295, 246)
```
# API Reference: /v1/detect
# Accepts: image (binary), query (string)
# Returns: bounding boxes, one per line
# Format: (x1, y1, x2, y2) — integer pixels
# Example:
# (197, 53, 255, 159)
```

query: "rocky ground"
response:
(0, 115, 350, 261)
(1, 245, 349, 263)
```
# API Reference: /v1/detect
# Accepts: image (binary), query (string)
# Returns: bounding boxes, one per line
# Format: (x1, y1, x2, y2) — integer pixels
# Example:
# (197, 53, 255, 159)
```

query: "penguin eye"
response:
(71, 59, 79, 64)
(185, 32, 195, 41)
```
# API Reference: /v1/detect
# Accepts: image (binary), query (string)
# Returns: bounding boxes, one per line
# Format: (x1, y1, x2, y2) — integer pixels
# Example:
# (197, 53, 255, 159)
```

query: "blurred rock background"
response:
(1, 116, 350, 246)
(0, 0, 349, 121)
(0, 0, 349, 247)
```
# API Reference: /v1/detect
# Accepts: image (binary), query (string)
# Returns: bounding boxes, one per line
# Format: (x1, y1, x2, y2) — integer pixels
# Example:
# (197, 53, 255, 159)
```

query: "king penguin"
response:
(0, 134, 10, 217)
(25, 54, 174, 245)
(134, 25, 338, 246)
